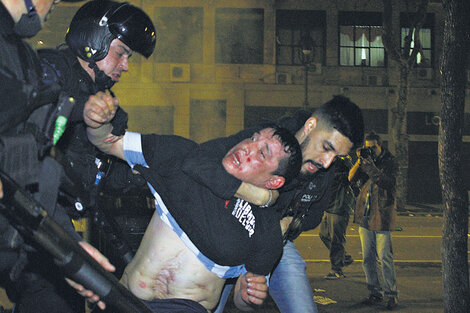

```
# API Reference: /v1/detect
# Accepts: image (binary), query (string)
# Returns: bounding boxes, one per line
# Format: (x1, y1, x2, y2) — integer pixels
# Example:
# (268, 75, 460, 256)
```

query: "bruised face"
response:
(297, 117, 353, 176)
(95, 39, 132, 82)
(222, 128, 287, 189)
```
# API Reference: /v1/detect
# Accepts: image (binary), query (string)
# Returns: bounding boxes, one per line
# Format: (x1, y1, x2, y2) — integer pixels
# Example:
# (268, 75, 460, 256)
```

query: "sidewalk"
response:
(398, 203, 443, 217)
(224, 262, 444, 313)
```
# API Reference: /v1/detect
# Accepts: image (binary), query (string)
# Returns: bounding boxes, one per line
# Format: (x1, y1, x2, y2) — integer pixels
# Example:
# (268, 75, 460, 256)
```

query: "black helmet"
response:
(65, 0, 156, 62)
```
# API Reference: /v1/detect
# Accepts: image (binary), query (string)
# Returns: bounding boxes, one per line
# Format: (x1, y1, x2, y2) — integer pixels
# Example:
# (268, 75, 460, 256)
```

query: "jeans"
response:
(358, 227, 398, 297)
(319, 212, 350, 271)
(213, 241, 318, 313)
(269, 241, 318, 313)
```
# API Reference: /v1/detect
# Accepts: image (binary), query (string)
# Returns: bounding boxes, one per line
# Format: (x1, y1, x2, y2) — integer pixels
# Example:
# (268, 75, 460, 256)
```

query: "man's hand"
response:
(235, 183, 279, 207)
(360, 156, 381, 177)
(83, 91, 119, 129)
(65, 241, 116, 310)
(233, 272, 268, 311)
(280, 216, 293, 235)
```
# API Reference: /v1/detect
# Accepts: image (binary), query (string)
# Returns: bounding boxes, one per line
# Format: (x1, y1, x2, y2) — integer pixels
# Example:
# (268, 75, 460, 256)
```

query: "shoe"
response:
(386, 297, 398, 310)
(361, 293, 383, 305)
(324, 270, 345, 280)
(344, 254, 354, 267)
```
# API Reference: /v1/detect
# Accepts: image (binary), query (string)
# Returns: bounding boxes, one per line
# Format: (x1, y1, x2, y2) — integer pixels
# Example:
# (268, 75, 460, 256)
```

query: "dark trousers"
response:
(319, 212, 350, 271)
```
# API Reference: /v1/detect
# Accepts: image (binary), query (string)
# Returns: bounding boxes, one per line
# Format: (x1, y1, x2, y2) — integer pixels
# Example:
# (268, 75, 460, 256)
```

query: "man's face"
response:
(222, 128, 287, 189)
(96, 39, 132, 82)
(298, 118, 353, 176)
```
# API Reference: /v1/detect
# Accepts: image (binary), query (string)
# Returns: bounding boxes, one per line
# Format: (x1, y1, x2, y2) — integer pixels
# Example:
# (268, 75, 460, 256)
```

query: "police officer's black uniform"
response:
(1, 1, 156, 312)
(0, 1, 86, 312)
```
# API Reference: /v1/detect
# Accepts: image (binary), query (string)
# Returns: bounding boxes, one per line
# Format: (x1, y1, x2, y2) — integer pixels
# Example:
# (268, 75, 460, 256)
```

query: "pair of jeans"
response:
(319, 212, 350, 272)
(213, 241, 318, 313)
(358, 227, 398, 297)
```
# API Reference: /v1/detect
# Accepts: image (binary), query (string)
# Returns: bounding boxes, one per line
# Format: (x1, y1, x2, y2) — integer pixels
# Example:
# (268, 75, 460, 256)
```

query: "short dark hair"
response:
(313, 95, 364, 150)
(269, 125, 302, 184)
(365, 131, 382, 146)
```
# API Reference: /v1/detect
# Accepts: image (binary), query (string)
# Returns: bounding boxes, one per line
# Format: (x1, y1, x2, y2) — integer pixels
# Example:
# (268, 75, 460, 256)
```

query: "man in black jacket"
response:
(3, 1, 157, 313)
(0, 1, 115, 312)
(181, 95, 364, 313)
(319, 155, 355, 280)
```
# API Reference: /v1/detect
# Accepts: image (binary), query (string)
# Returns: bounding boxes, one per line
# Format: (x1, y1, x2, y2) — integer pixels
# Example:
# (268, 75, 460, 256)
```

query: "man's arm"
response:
(233, 272, 268, 311)
(83, 92, 125, 160)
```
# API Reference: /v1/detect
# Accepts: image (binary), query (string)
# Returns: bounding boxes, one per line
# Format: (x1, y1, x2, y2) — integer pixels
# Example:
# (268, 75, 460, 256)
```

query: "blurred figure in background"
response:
(349, 131, 399, 310)
(319, 155, 355, 279)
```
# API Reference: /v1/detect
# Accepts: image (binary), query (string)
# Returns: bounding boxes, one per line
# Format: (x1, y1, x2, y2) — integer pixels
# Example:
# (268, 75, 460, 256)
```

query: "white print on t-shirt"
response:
(301, 194, 313, 202)
(231, 199, 255, 237)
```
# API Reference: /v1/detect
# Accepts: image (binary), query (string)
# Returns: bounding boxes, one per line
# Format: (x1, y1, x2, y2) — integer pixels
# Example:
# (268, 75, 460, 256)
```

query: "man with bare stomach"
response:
(83, 91, 302, 312)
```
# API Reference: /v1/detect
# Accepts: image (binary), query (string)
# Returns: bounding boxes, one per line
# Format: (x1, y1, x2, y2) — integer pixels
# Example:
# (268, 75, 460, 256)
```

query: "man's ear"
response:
(266, 176, 285, 190)
(304, 117, 318, 136)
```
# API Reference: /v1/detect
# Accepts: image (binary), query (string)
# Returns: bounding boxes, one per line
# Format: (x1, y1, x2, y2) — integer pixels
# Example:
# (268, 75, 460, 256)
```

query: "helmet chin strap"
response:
(13, 0, 42, 38)
(88, 61, 115, 91)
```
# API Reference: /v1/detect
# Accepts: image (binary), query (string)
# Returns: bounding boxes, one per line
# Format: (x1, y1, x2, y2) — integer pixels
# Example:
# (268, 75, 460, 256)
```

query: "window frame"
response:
(400, 13, 435, 67)
(338, 11, 386, 68)
(275, 10, 326, 66)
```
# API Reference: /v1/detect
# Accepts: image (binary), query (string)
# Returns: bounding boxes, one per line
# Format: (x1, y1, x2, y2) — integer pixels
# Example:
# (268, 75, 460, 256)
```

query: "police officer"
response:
(1, 1, 156, 313)
(0, 0, 106, 312)
(40, 0, 156, 215)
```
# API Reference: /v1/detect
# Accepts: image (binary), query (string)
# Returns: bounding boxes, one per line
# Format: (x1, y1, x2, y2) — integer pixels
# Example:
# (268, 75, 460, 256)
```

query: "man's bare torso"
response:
(120, 211, 225, 311)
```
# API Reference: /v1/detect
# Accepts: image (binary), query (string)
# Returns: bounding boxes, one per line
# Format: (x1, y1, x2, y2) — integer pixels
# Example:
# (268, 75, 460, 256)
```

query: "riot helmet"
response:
(65, 0, 156, 62)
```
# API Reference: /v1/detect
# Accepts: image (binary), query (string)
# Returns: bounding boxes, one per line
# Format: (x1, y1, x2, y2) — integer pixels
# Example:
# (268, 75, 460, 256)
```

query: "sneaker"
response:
(361, 293, 383, 305)
(324, 270, 345, 280)
(344, 254, 354, 267)
(386, 297, 398, 310)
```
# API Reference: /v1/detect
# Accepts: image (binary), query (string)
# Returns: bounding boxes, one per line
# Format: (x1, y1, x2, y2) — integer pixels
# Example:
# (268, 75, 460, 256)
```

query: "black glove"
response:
(111, 107, 128, 136)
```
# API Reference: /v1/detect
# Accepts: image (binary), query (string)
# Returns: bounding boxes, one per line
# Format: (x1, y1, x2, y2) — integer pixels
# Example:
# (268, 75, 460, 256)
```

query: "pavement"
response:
(0, 203, 464, 313)
(223, 262, 444, 313)
(222, 203, 460, 313)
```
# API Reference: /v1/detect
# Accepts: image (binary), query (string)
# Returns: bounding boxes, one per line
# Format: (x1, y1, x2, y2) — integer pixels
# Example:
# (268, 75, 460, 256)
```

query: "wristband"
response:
(259, 189, 273, 208)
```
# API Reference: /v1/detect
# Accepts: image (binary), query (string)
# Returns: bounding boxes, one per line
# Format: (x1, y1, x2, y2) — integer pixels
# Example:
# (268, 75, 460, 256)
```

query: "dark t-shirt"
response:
(181, 111, 334, 240)
(125, 132, 283, 276)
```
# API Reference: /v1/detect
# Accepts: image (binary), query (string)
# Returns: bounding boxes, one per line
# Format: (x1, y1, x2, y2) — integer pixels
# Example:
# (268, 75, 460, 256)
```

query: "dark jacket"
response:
(38, 48, 135, 210)
(0, 2, 63, 277)
(352, 149, 397, 231)
(326, 156, 355, 216)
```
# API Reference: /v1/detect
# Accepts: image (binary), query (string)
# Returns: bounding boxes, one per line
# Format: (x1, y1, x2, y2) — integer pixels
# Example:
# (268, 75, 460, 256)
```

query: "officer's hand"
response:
(84, 91, 119, 128)
(234, 272, 268, 310)
(65, 241, 116, 310)
(0, 178, 3, 198)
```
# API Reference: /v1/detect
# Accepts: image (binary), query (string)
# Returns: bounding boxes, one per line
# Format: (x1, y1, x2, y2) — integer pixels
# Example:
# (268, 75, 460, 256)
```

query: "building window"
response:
(154, 7, 203, 63)
(401, 13, 434, 67)
(339, 12, 385, 67)
(276, 10, 325, 65)
(215, 8, 264, 64)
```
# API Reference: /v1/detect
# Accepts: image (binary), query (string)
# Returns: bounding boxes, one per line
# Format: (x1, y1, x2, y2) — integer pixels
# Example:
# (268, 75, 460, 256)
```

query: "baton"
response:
(0, 170, 152, 313)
